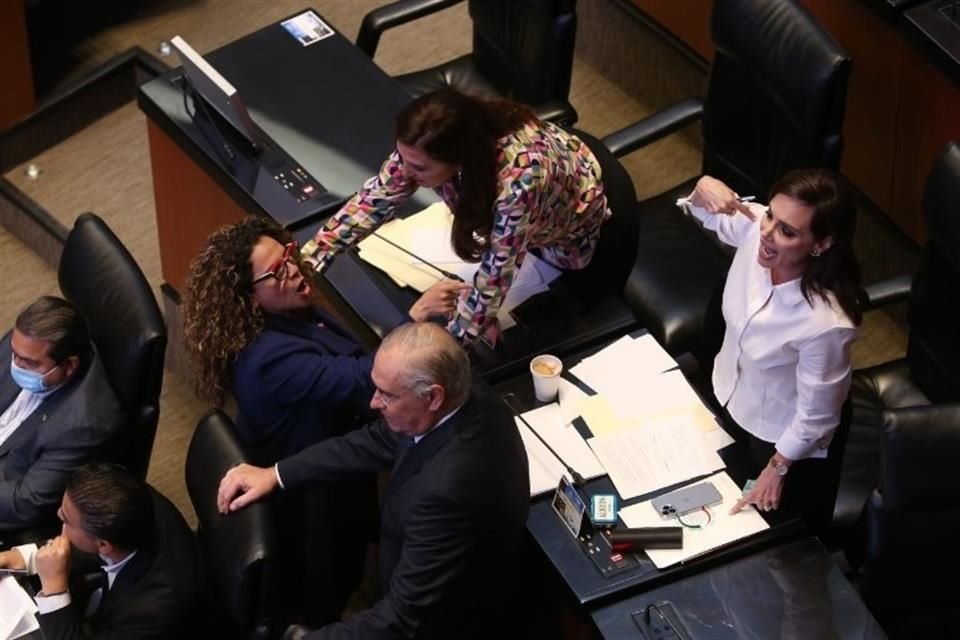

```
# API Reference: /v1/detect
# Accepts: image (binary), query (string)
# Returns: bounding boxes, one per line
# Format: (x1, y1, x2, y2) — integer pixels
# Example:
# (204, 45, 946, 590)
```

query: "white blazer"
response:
(688, 203, 857, 460)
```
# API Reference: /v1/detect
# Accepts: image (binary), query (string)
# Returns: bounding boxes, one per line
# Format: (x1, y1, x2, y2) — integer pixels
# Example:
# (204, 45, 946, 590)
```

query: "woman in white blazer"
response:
(685, 168, 862, 533)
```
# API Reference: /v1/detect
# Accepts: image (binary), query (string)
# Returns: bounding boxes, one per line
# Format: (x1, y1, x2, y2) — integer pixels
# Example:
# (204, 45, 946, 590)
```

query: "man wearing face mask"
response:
(0, 296, 122, 530)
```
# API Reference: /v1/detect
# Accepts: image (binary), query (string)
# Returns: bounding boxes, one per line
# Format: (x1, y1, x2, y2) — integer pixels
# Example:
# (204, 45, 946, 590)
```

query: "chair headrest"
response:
(705, 0, 850, 195)
(58, 213, 166, 412)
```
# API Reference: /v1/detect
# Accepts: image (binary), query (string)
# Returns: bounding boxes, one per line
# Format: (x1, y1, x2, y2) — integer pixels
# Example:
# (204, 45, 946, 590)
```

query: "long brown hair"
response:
(182, 217, 295, 404)
(395, 89, 536, 260)
(768, 169, 863, 325)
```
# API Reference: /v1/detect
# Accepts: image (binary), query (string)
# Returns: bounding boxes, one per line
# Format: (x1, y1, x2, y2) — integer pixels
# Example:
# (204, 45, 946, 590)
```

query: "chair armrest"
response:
(356, 0, 466, 57)
(601, 98, 704, 158)
(860, 274, 912, 312)
(673, 351, 701, 379)
(534, 99, 579, 128)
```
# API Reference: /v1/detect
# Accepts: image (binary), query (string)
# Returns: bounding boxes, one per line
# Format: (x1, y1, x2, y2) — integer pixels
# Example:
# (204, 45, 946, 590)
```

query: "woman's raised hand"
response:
(689, 175, 756, 220)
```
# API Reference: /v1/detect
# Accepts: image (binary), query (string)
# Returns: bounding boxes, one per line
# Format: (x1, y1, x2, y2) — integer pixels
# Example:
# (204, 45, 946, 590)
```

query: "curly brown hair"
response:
(182, 216, 293, 405)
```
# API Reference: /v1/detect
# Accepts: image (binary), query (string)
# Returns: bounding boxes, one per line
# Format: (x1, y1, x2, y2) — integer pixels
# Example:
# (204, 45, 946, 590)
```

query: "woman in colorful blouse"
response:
(302, 88, 611, 345)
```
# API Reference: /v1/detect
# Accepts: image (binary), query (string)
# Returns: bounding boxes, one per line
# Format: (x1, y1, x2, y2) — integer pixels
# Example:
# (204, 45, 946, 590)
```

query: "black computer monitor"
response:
(170, 35, 261, 153)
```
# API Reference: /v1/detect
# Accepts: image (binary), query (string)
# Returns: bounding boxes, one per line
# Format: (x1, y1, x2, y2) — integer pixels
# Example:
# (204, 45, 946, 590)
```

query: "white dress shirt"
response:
(687, 202, 857, 461)
(0, 387, 55, 448)
(14, 543, 138, 615)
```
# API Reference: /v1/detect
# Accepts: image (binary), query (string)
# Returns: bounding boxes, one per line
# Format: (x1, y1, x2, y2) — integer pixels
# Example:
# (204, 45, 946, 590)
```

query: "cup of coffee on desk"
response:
(530, 354, 563, 402)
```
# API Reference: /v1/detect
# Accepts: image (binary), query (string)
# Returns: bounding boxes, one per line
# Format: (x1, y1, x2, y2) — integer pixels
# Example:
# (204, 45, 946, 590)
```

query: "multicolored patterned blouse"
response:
(302, 120, 610, 343)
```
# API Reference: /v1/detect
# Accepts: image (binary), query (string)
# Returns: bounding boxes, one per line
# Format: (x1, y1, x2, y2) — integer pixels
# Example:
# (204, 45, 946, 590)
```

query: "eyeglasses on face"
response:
(373, 384, 411, 407)
(252, 241, 299, 286)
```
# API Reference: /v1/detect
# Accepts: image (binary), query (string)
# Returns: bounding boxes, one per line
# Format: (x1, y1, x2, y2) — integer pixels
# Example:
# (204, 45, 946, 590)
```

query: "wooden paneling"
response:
(0, 0, 36, 130)
(631, 0, 714, 62)
(891, 45, 960, 245)
(801, 0, 904, 216)
(146, 120, 247, 292)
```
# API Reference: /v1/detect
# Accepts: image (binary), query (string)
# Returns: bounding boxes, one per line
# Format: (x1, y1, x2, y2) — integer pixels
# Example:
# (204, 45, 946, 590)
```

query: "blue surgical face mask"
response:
(10, 358, 59, 393)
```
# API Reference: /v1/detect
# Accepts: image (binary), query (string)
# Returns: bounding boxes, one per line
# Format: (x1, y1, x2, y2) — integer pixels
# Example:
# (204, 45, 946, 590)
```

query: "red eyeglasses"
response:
(252, 241, 299, 285)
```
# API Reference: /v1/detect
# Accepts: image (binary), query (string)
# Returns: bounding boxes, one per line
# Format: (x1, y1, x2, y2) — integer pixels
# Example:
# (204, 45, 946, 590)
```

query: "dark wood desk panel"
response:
(146, 119, 248, 292)
(891, 42, 960, 245)
(0, 0, 35, 131)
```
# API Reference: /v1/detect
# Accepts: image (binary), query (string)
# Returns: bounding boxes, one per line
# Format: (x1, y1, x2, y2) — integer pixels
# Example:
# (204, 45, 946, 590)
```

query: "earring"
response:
(810, 248, 821, 257)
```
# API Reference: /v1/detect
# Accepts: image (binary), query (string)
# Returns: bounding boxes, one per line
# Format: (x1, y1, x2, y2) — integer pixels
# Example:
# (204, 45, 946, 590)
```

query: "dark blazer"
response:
(0, 332, 122, 529)
(38, 489, 203, 640)
(278, 384, 530, 640)
(231, 309, 374, 463)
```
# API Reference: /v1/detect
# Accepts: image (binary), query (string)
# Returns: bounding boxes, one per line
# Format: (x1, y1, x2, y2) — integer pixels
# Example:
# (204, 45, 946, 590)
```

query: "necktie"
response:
(87, 568, 110, 620)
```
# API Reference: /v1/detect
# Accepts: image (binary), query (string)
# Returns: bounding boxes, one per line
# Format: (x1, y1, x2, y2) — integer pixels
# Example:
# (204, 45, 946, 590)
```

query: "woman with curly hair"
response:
(182, 216, 375, 626)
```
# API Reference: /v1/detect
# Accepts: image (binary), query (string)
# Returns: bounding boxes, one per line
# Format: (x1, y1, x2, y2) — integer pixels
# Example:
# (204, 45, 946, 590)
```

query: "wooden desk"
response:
(0, 0, 36, 131)
(137, 8, 428, 294)
(494, 337, 806, 634)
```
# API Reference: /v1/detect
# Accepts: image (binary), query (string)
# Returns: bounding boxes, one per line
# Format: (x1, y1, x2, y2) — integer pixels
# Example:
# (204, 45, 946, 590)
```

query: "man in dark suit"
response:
(0, 296, 122, 530)
(0, 463, 203, 639)
(218, 322, 530, 640)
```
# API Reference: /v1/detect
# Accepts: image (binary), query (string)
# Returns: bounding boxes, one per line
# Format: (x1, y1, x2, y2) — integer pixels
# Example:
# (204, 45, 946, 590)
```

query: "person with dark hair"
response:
(0, 296, 122, 530)
(217, 322, 530, 640)
(182, 216, 378, 626)
(682, 169, 862, 531)
(0, 464, 202, 640)
(301, 88, 611, 345)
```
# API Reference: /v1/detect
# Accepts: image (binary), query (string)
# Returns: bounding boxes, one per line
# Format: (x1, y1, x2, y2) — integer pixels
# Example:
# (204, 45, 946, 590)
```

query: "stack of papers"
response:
(618, 471, 769, 569)
(0, 576, 39, 640)
(565, 334, 734, 499)
(356, 203, 562, 328)
(514, 382, 606, 497)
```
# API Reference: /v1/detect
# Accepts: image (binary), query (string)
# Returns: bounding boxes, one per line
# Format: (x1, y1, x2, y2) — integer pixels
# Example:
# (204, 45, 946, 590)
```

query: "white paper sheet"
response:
(587, 415, 725, 500)
(618, 471, 770, 569)
(570, 334, 677, 392)
(356, 202, 561, 328)
(0, 576, 39, 640)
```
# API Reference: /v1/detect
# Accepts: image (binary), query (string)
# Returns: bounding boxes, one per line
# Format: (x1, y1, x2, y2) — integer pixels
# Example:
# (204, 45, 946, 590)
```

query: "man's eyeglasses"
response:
(252, 241, 299, 286)
(373, 385, 411, 407)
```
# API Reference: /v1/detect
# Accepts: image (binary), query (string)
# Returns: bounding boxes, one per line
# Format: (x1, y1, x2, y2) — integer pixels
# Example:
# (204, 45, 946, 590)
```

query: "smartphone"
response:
(651, 481, 723, 519)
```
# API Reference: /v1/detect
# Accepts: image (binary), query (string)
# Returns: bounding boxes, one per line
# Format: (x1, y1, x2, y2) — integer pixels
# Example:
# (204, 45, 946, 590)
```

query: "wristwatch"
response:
(769, 457, 790, 477)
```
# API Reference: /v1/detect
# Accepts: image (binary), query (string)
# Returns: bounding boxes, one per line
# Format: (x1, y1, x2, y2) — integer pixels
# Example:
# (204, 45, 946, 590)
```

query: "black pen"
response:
(370, 231, 464, 282)
(502, 393, 586, 487)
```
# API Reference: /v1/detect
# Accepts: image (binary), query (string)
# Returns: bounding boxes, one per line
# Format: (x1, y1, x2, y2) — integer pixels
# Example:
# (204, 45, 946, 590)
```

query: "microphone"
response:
(502, 393, 586, 487)
(370, 231, 464, 282)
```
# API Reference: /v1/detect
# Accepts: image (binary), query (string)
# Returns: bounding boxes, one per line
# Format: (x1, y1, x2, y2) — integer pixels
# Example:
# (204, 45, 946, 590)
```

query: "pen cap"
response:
(608, 527, 683, 550)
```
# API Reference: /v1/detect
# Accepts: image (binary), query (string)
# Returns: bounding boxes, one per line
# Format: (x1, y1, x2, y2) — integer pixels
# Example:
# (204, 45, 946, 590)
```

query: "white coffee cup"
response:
(530, 354, 563, 402)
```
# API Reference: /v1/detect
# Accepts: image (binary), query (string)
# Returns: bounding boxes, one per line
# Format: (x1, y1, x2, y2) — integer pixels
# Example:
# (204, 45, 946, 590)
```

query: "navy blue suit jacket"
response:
(278, 384, 530, 640)
(231, 309, 374, 463)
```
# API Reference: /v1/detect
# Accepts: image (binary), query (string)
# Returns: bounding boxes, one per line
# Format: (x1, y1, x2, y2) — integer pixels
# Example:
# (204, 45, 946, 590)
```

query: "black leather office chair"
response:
(833, 142, 960, 574)
(856, 405, 960, 637)
(58, 212, 167, 479)
(186, 410, 278, 640)
(603, 0, 851, 367)
(357, 0, 578, 126)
